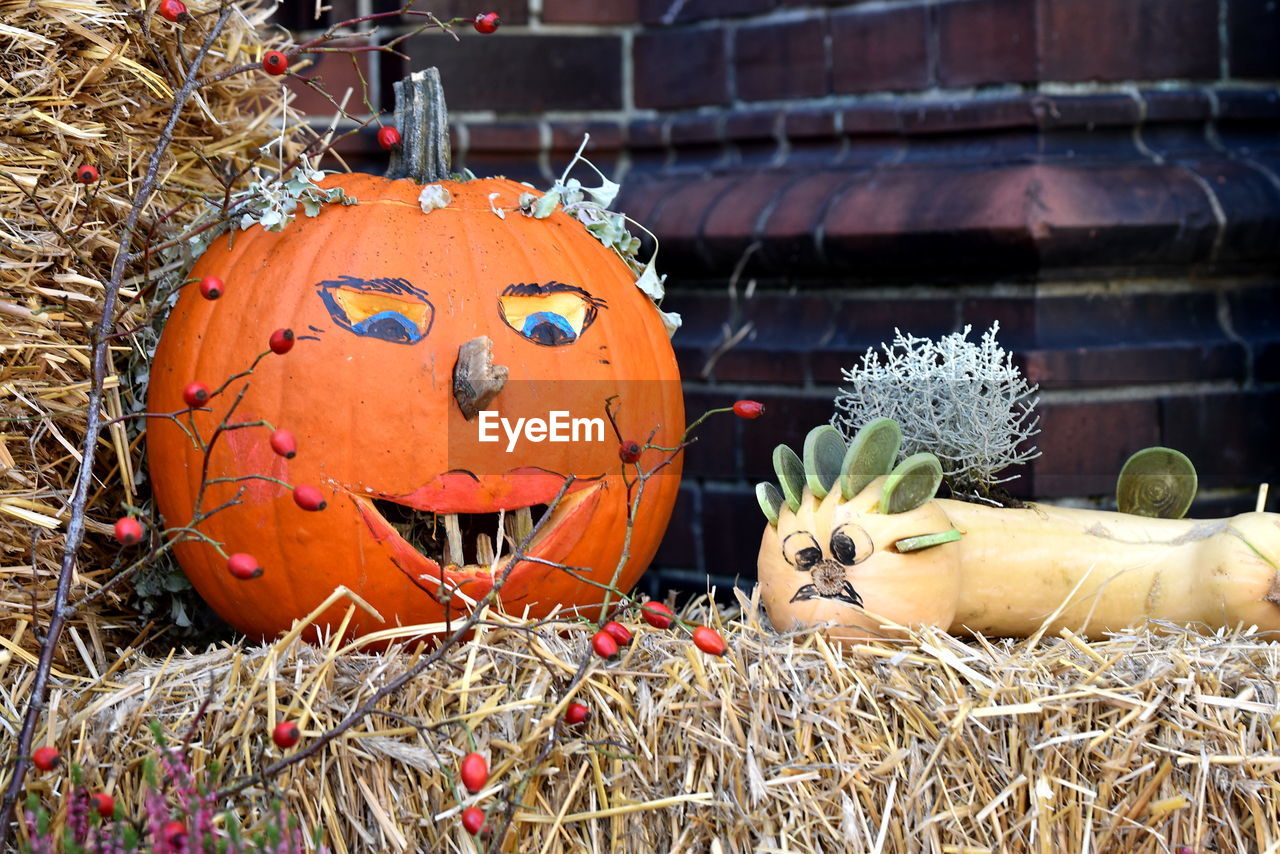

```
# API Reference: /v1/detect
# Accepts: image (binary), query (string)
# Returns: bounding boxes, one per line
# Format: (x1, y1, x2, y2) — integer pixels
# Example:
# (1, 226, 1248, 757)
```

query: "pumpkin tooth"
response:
(443, 513, 464, 567)
(476, 532, 494, 567)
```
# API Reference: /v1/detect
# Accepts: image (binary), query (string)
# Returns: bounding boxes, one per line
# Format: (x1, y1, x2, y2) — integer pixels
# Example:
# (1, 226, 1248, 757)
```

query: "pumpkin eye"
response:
(317, 276, 434, 345)
(782, 531, 823, 571)
(830, 524, 874, 566)
(498, 281, 605, 347)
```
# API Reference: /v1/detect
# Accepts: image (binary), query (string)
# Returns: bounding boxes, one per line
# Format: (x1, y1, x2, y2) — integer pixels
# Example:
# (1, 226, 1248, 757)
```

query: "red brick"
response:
(634, 29, 730, 109)
(288, 47, 376, 117)
(543, 0, 640, 24)
(700, 172, 796, 268)
(734, 18, 828, 102)
(1021, 344, 1246, 390)
(937, 0, 1037, 87)
(647, 176, 743, 269)
(1031, 400, 1162, 498)
(412, 34, 621, 112)
(841, 104, 902, 135)
(831, 6, 929, 93)
(1160, 392, 1280, 488)
(1228, 0, 1280, 78)
(725, 110, 780, 142)
(465, 121, 542, 153)
(548, 121, 624, 152)
(784, 109, 838, 139)
(821, 165, 1037, 276)
(641, 0, 775, 24)
(415, 1, 528, 24)
(898, 96, 1035, 134)
(1038, 0, 1219, 82)
(759, 172, 860, 269)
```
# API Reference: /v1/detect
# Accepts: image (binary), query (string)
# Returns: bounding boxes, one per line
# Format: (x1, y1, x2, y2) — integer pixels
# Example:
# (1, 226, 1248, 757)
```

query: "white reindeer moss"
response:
(831, 323, 1040, 501)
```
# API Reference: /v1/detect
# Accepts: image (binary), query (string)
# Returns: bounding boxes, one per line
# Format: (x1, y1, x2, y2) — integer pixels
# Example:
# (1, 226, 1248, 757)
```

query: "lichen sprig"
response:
(831, 323, 1040, 502)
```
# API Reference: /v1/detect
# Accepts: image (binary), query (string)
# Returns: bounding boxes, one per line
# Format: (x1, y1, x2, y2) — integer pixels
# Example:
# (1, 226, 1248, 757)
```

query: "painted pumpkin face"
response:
(755, 422, 962, 642)
(758, 479, 962, 642)
(147, 175, 684, 641)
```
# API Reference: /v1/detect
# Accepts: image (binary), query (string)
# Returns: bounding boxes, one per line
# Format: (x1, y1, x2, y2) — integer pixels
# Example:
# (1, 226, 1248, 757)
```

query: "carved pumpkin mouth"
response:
(368, 499, 552, 570)
(353, 477, 605, 604)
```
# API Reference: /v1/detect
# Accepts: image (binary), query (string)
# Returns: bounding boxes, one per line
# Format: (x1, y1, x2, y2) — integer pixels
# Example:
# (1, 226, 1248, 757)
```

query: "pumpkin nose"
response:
(453, 335, 509, 421)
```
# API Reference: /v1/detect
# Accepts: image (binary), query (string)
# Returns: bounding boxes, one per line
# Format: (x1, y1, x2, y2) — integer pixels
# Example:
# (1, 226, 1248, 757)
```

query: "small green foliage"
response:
(881, 453, 944, 515)
(1117, 446, 1197, 518)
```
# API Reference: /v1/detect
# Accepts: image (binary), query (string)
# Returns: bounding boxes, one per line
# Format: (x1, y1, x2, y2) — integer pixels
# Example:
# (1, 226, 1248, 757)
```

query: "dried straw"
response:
(7, 591, 1280, 852)
(0, 0, 305, 659)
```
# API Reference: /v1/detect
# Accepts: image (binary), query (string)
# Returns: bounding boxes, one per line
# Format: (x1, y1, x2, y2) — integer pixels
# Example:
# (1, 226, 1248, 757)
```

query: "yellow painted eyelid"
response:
(332, 288, 432, 326)
(499, 292, 590, 333)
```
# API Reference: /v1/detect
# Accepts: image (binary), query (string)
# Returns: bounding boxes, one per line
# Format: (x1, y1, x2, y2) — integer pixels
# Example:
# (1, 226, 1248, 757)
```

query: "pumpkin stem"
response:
(386, 68, 452, 183)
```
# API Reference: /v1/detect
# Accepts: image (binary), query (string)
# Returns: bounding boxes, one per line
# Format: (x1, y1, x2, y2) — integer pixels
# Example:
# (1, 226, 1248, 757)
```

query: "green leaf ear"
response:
(756, 482, 783, 526)
(803, 425, 847, 499)
(840, 418, 902, 500)
(895, 529, 963, 552)
(881, 453, 943, 514)
(1117, 446, 1197, 519)
(773, 444, 806, 512)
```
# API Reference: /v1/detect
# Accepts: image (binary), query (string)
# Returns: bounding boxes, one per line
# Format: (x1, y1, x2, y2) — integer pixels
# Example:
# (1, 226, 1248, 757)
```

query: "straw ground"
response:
(7, 591, 1280, 851)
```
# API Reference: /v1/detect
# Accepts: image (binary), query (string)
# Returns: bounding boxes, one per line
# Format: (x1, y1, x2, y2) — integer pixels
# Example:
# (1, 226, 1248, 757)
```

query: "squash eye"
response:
(782, 531, 823, 571)
(318, 276, 434, 345)
(499, 281, 605, 347)
(830, 524, 874, 567)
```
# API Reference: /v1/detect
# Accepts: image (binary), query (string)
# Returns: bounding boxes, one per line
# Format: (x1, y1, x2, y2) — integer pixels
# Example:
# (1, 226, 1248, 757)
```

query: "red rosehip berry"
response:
(272, 720, 301, 749)
(461, 806, 486, 835)
(198, 276, 223, 300)
(601, 620, 633, 647)
(162, 821, 187, 847)
(262, 50, 288, 75)
(377, 126, 401, 150)
(89, 792, 115, 820)
(564, 701, 590, 726)
(269, 328, 295, 354)
(75, 164, 99, 184)
(113, 517, 143, 546)
(459, 752, 488, 793)
(292, 484, 326, 511)
(618, 440, 642, 464)
(157, 0, 187, 22)
(640, 601, 675, 629)
(31, 746, 60, 772)
(227, 552, 263, 580)
(473, 12, 500, 34)
(591, 629, 619, 660)
(269, 429, 297, 459)
(733, 400, 765, 419)
(181, 381, 209, 408)
(692, 626, 727, 657)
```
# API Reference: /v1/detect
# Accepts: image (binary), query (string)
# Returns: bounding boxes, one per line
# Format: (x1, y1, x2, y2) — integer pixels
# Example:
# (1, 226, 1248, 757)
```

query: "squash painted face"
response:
(756, 422, 963, 642)
(147, 175, 684, 641)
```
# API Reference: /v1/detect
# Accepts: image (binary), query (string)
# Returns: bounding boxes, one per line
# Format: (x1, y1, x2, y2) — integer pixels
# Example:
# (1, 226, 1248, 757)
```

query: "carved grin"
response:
(353, 474, 603, 604)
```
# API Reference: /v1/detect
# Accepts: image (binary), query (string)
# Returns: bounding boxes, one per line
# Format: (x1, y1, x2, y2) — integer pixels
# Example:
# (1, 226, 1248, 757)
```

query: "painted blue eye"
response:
(352, 311, 425, 344)
(315, 276, 434, 345)
(521, 311, 577, 345)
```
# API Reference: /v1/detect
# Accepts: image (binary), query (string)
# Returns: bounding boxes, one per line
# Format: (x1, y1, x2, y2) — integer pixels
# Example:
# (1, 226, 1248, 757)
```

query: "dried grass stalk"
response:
(0, 0, 306, 658)
(7, 593, 1280, 852)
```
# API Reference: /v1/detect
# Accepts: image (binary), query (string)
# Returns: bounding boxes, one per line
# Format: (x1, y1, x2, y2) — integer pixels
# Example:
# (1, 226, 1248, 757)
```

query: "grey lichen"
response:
(831, 324, 1040, 502)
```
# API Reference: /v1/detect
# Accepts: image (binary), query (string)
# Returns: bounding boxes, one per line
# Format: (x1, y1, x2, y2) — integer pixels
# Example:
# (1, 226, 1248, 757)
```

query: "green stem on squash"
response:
(384, 68, 452, 183)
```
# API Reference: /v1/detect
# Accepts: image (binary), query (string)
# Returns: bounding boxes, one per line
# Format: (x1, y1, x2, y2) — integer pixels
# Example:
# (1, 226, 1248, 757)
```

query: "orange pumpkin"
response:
(146, 173, 684, 641)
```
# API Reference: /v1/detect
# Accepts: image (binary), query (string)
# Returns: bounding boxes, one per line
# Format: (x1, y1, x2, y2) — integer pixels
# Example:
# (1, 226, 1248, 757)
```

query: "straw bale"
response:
(8, 592, 1280, 852)
(0, 0, 305, 657)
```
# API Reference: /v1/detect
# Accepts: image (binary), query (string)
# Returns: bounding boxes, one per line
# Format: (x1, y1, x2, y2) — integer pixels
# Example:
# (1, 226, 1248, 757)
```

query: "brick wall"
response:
(283, 0, 1280, 599)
